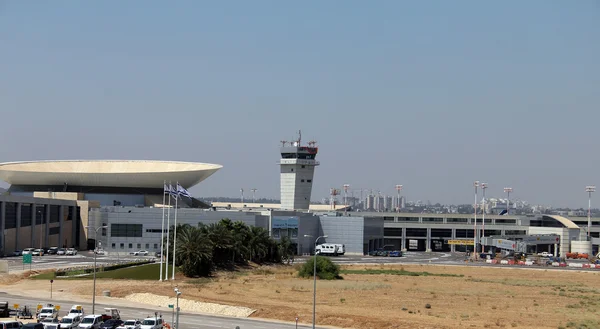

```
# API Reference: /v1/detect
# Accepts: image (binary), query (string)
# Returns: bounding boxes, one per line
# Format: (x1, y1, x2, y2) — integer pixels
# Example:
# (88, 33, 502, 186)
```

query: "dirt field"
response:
(3, 264, 600, 329)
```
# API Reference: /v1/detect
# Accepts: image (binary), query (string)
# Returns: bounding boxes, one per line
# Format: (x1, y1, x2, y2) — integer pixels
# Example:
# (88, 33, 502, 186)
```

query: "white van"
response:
(67, 305, 85, 318)
(60, 315, 82, 329)
(78, 315, 103, 329)
(0, 321, 24, 329)
(315, 243, 345, 256)
(139, 317, 163, 329)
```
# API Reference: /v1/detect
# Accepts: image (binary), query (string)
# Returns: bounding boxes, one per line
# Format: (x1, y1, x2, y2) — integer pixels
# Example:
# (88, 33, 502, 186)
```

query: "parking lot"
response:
(3, 252, 155, 273)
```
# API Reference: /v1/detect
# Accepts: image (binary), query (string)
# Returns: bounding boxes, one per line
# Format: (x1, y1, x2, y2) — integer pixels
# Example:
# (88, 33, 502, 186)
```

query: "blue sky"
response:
(0, 1, 598, 207)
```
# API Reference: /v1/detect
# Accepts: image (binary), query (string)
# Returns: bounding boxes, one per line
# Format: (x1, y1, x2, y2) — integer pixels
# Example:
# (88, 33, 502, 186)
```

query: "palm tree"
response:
(279, 236, 295, 264)
(246, 226, 270, 263)
(231, 221, 250, 263)
(205, 222, 234, 266)
(175, 226, 213, 277)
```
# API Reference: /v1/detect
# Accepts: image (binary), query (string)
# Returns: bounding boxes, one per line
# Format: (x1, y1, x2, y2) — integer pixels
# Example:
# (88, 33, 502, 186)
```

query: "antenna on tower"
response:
(308, 140, 317, 147)
(298, 130, 302, 145)
(280, 140, 287, 147)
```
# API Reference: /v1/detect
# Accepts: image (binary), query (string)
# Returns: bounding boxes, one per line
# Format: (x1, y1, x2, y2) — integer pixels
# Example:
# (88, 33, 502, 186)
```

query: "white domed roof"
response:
(0, 160, 222, 189)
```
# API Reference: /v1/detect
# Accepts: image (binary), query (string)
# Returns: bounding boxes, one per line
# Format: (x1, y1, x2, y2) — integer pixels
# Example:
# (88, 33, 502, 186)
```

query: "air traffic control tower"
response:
(278, 131, 319, 210)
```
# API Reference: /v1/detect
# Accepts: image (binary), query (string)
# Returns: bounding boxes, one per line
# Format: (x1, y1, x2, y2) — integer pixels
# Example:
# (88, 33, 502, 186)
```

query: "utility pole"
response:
(473, 181, 479, 257)
(586, 186, 595, 240)
(504, 187, 513, 214)
(251, 188, 257, 203)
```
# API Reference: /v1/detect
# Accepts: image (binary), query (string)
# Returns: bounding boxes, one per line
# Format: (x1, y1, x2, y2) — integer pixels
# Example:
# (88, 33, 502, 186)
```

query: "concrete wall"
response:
(318, 216, 365, 255)
(96, 207, 269, 253)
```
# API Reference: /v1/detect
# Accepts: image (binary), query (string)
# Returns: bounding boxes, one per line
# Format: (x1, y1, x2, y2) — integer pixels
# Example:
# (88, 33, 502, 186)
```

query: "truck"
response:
(315, 243, 345, 256)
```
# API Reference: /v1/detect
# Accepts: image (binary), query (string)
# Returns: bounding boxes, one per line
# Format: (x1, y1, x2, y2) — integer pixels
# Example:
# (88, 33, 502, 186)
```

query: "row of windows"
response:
(384, 228, 507, 238)
(111, 224, 143, 237)
(299, 179, 312, 183)
(146, 229, 168, 233)
(111, 242, 159, 250)
(385, 217, 517, 225)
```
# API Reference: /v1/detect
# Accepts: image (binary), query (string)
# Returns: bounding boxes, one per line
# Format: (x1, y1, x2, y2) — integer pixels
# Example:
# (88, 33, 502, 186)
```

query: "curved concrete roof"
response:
(545, 215, 580, 229)
(0, 160, 222, 189)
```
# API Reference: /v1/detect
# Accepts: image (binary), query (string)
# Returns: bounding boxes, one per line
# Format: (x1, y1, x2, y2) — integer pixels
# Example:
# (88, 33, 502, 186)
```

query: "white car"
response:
(119, 320, 141, 329)
(139, 317, 163, 329)
(37, 306, 58, 321)
(67, 305, 85, 317)
(78, 315, 103, 329)
(60, 315, 82, 329)
(132, 250, 148, 256)
(57, 248, 66, 255)
(22, 248, 35, 255)
(66, 248, 78, 256)
(40, 317, 59, 329)
(33, 249, 45, 256)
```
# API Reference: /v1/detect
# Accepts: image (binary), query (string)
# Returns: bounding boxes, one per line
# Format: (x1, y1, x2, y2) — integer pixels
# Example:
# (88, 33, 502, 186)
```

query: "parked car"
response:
(22, 323, 44, 329)
(132, 250, 148, 256)
(22, 248, 35, 255)
(32, 249, 45, 256)
(78, 315, 103, 329)
(118, 320, 141, 329)
(12, 250, 22, 257)
(36, 305, 58, 321)
(47, 247, 59, 255)
(60, 315, 82, 329)
(67, 305, 85, 318)
(57, 248, 66, 256)
(0, 321, 24, 329)
(66, 248, 77, 256)
(40, 317, 59, 329)
(139, 317, 162, 329)
(100, 320, 123, 329)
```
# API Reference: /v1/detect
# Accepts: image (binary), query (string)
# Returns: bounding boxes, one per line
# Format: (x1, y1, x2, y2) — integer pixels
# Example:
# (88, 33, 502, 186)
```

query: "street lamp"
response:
(586, 186, 596, 240)
(173, 288, 181, 329)
(503, 187, 513, 214)
(395, 185, 403, 212)
(86, 224, 108, 315)
(481, 183, 488, 251)
(473, 181, 479, 257)
(304, 234, 328, 329)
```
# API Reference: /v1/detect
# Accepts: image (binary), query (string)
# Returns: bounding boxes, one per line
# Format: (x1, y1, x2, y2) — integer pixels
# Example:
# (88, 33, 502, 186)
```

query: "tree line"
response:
(162, 218, 296, 277)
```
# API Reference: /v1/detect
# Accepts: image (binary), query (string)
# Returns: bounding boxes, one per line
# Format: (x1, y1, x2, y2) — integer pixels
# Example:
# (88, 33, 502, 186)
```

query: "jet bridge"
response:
(481, 234, 561, 253)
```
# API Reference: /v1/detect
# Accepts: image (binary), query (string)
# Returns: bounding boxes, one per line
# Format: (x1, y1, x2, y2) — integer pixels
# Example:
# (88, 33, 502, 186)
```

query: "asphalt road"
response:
(0, 293, 321, 329)
(4, 253, 153, 273)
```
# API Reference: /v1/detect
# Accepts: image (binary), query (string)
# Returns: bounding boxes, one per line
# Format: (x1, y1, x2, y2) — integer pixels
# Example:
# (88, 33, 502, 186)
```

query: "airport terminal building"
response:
(0, 154, 598, 258)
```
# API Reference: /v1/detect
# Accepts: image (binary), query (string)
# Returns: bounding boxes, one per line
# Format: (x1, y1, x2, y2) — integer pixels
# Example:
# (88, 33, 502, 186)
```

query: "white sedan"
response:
(66, 248, 78, 255)
(132, 250, 149, 256)
(119, 320, 141, 329)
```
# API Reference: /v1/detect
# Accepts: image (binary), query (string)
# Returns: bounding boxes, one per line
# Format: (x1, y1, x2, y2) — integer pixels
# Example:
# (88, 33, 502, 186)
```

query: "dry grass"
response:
(4, 264, 600, 329)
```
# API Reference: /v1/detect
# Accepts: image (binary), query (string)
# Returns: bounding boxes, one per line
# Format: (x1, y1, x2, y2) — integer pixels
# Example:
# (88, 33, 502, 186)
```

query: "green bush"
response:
(298, 256, 342, 280)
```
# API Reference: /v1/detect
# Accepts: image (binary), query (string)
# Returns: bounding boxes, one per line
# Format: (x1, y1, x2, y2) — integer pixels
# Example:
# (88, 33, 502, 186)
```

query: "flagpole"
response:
(172, 183, 178, 280)
(165, 182, 172, 281)
(159, 181, 166, 281)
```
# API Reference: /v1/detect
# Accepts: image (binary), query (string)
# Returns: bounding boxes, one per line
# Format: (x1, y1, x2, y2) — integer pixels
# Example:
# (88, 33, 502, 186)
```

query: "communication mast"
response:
(330, 188, 340, 210)
(343, 184, 350, 214)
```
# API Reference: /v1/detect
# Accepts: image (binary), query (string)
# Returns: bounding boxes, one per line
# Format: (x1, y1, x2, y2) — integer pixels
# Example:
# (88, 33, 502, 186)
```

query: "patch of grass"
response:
(31, 264, 176, 280)
(341, 269, 464, 277)
(30, 272, 56, 280)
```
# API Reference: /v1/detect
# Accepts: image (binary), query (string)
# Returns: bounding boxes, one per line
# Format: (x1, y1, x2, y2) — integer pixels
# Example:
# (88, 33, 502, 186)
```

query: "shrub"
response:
(298, 256, 342, 280)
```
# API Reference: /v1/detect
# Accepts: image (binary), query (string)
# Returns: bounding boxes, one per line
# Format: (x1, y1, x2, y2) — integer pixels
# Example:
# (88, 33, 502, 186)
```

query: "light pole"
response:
(586, 186, 595, 240)
(174, 288, 181, 329)
(503, 187, 513, 214)
(240, 188, 244, 206)
(395, 185, 403, 212)
(304, 234, 328, 329)
(251, 188, 257, 203)
(343, 184, 350, 215)
(473, 181, 479, 257)
(481, 183, 487, 251)
(86, 224, 108, 315)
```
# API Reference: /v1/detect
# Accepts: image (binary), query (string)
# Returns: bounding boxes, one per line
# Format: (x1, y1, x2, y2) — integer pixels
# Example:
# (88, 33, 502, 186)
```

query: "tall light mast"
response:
(481, 183, 488, 249)
(586, 186, 596, 240)
(473, 181, 479, 256)
(395, 185, 403, 212)
(343, 184, 350, 215)
(503, 187, 513, 214)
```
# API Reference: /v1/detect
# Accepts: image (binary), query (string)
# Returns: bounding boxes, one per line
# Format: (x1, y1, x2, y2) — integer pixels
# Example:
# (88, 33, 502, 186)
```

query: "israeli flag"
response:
(177, 183, 193, 199)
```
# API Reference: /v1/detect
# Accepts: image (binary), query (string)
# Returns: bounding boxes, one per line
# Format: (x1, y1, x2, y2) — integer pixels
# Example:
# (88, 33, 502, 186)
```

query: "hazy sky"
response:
(0, 1, 598, 208)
